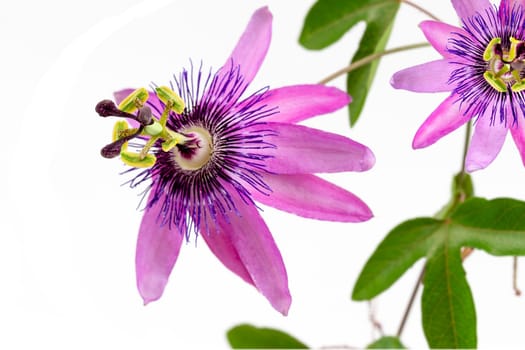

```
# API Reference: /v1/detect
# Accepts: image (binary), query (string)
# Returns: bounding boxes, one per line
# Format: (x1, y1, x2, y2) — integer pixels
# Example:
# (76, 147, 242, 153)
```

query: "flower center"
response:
(483, 37, 525, 92)
(173, 126, 213, 170)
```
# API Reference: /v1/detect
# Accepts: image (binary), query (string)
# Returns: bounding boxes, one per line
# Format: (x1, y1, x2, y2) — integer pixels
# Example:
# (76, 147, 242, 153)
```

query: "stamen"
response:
(118, 88, 149, 113)
(97, 86, 192, 168)
(483, 37, 501, 61)
(101, 121, 142, 159)
(155, 86, 185, 113)
(484, 71, 508, 92)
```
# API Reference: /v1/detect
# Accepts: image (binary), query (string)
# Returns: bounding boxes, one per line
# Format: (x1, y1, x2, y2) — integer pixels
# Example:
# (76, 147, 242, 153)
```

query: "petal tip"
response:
(272, 294, 291, 316)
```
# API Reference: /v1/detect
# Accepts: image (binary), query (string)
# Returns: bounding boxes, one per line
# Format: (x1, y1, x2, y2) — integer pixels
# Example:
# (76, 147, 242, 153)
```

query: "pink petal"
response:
(419, 21, 465, 58)
(466, 114, 508, 172)
(202, 187, 290, 315)
(252, 173, 373, 222)
(135, 185, 184, 305)
(249, 122, 375, 174)
(391, 59, 456, 92)
(199, 213, 255, 286)
(413, 94, 472, 148)
(217, 7, 272, 88)
(263, 85, 351, 123)
(452, 0, 492, 19)
(511, 118, 525, 166)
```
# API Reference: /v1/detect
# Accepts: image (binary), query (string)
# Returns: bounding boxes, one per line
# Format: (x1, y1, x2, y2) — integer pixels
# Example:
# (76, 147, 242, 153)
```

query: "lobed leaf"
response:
(352, 197, 525, 348)
(299, 0, 400, 125)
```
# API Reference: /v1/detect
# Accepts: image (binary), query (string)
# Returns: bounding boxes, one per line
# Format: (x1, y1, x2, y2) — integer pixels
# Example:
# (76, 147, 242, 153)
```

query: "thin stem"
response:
(514, 257, 522, 296)
(400, 0, 441, 22)
(318, 42, 430, 85)
(396, 266, 425, 337)
(459, 121, 472, 179)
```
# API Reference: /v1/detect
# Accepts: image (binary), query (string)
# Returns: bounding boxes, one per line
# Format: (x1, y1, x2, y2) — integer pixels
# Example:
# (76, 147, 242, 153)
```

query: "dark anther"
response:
(100, 126, 144, 158)
(137, 106, 154, 125)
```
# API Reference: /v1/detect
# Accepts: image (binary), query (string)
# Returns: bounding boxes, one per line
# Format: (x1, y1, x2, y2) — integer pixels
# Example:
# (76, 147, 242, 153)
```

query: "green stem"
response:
(318, 42, 430, 85)
(458, 121, 472, 185)
(396, 266, 425, 337)
(399, 0, 442, 22)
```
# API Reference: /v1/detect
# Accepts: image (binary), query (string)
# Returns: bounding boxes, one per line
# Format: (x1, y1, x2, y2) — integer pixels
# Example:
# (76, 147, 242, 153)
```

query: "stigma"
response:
(483, 36, 525, 92)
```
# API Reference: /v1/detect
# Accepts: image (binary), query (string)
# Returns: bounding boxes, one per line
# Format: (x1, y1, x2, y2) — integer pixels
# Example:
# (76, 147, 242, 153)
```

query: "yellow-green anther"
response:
(483, 37, 501, 61)
(483, 71, 507, 92)
(144, 120, 163, 136)
(155, 86, 185, 113)
(120, 150, 157, 168)
(118, 87, 149, 113)
(112, 120, 129, 142)
(506, 37, 522, 61)
(512, 79, 525, 92)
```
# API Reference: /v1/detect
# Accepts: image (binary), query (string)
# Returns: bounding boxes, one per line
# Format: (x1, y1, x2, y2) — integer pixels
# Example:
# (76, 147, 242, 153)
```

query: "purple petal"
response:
(510, 119, 525, 167)
(136, 185, 184, 305)
(250, 122, 375, 174)
(263, 85, 351, 123)
(252, 173, 373, 222)
(452, 0, 492, 19)
(391, 59, 456, 92)
(466, 114, 508, 172)
(202, 186, 290, 315)
(420, 21, 465, 58)
(413, 94, 472, 148)
(199, 214, 255, 286)
(218, 7, 272, 88)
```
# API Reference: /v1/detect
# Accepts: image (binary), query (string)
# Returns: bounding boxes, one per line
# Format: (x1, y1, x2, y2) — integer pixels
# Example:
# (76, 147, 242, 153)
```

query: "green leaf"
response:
(226, 324, 308, 349)
(367, 336, 406, 349)
(422, 228, 476, 348)
(299, 0, 400, 125)
(352, 197, 525, 348)
(352, 218, 439, 300)
(346, 16, 395, 126)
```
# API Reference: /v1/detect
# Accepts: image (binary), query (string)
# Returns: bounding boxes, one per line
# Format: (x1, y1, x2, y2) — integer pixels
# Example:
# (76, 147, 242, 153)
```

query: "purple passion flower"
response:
(392, 0, 525, 171)
(95, 7, 375, 315)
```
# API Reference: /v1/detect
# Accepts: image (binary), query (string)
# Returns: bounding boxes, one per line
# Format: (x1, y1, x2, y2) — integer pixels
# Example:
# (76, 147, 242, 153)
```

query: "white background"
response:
(3, 0, 525, 348)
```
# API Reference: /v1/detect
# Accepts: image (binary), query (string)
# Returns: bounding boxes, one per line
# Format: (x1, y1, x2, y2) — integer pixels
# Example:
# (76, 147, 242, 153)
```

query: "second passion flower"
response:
(392, 0, 525, 171)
